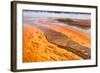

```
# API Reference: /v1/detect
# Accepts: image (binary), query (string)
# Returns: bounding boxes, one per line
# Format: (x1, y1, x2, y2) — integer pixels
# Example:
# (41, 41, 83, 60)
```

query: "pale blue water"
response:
(23, 18, 36, 24)
(22, 10, 91, 36)
(23, 18, 58, 24)
(23, 10, 91, 20)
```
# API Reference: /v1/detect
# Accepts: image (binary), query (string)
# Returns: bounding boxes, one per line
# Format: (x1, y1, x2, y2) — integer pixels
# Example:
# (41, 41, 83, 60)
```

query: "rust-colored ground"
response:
(42, 24, 90, 48)
(23, 24, 83, 62)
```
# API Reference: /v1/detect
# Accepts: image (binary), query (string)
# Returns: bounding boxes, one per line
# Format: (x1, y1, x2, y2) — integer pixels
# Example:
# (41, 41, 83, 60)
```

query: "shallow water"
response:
(23, 18, 91, 36)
